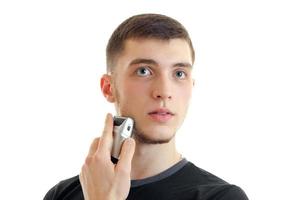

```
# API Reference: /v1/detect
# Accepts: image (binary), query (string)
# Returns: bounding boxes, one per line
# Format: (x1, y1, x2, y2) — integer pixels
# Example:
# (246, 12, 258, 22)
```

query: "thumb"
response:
(115, 138, 135, 174)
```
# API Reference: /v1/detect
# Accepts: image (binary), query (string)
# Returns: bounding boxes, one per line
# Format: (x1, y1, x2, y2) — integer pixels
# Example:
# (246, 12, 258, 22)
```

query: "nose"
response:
(152, 75, 172, 101)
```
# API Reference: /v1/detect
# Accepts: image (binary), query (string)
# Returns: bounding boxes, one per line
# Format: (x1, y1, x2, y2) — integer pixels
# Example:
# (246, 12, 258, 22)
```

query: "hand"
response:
(79, 113, 136, 200)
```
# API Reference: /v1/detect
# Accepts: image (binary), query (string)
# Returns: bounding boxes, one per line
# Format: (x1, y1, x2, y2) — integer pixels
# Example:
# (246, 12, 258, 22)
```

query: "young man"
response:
(44, 13, 248, 200)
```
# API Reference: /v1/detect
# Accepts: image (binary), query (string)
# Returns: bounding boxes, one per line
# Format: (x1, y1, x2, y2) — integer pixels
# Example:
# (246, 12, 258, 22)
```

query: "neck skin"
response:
(130, 136, 182, 180)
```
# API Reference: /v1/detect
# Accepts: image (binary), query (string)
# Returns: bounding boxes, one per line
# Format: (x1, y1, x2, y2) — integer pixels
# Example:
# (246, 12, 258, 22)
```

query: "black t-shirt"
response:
(44, 159, 248, 200)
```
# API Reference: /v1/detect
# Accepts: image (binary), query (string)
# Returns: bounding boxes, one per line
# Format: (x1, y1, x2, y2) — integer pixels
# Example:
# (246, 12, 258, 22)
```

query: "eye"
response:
(136, 67, 151, 77)
(175, 70, 187, 79)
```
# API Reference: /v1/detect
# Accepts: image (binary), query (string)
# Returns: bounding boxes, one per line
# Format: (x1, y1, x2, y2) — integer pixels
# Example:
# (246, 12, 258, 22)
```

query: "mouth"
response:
(148, 108, 175, 122)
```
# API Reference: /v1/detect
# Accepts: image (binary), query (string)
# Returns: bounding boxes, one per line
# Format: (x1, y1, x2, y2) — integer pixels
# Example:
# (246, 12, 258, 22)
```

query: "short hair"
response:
(106, 13, 195, 73)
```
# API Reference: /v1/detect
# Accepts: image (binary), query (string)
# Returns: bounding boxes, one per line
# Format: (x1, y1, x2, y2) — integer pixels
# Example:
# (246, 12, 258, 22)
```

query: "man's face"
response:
(110, 38, 194, 144)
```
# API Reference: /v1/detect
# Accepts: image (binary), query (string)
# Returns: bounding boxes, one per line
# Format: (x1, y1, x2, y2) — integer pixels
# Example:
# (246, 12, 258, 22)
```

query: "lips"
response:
(148, 108, 174, 122)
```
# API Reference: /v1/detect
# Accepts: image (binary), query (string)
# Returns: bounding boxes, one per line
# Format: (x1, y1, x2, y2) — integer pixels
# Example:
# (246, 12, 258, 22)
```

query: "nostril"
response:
(156, 95, 171, 99)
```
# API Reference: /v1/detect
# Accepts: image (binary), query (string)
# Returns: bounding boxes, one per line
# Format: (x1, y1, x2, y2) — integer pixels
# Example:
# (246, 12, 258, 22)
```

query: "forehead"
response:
(116, 38, 193, 68)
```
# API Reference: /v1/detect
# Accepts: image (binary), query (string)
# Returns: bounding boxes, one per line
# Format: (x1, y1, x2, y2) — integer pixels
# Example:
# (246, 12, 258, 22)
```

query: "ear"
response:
(100, 74, 115, 103)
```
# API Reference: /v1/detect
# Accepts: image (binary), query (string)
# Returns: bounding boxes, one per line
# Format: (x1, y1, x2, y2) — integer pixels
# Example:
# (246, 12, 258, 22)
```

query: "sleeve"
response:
(217, 185, 249, 200)
(43, 184, 58, 200)
(43, 175, 82, 200)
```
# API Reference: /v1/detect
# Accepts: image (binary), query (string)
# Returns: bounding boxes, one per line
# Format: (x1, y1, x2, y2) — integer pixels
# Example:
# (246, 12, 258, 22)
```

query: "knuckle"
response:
(92, 137, 100, 144)
(117, 165, 130, 176)
(85, 154, 105, 165)
(81, 163, 88, 173)
(85, 155, 93, 164)
(94, 153, 105, 163)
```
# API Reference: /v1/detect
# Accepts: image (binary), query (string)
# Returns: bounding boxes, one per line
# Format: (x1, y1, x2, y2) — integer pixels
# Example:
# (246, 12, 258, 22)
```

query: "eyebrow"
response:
(129, 58, 193, 69)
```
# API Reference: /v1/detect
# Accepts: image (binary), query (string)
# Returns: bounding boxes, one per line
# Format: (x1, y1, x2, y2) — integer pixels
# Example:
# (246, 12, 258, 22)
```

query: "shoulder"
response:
(199, 184, 248, 200)
(177, 162, 249, 199)
(177, 162, 228, 185)
(217, 185, 249, 200)
(43, 175, 83, 200)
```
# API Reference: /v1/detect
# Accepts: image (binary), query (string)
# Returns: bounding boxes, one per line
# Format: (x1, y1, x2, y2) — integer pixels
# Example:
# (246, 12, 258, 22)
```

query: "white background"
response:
(0, 0, 299, 199)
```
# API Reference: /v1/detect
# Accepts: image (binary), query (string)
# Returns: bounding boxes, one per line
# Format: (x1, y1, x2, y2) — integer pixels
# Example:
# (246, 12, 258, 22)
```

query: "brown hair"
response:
(106, 13, 195, 73)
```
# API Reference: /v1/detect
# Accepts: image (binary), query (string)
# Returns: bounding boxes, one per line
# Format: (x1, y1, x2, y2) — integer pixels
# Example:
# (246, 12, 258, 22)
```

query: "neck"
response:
(130, 137, 181, 180)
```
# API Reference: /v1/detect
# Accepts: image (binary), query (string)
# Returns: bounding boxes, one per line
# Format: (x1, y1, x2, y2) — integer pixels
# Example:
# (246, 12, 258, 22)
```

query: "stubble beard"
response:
(132, 127, 175, 144)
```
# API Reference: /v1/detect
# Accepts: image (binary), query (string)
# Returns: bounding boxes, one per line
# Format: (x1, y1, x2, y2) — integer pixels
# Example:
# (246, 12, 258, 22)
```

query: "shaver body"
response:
(111, 116, 134, 161)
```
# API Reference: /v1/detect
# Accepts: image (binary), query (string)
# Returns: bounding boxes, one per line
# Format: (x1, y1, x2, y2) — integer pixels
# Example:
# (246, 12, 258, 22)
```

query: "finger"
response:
(97, 113, 114, 156)
(116, 138, 135, 174)
(88, 137, 100, 156)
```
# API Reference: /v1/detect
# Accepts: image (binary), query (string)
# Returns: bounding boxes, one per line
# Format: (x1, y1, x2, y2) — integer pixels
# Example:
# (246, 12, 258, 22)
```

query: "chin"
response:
(133, 126, 176, 144)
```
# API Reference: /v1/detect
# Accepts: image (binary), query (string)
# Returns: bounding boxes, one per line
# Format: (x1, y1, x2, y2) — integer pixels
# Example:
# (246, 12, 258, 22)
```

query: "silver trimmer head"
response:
(111, 116, 134, 160)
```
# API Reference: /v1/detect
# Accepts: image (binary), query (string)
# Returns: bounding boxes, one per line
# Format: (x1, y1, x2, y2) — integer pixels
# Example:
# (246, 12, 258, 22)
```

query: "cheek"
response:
(118, 81, 149, 108)
(176, 86, 193, 110)
(123, 81, 149, 97)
